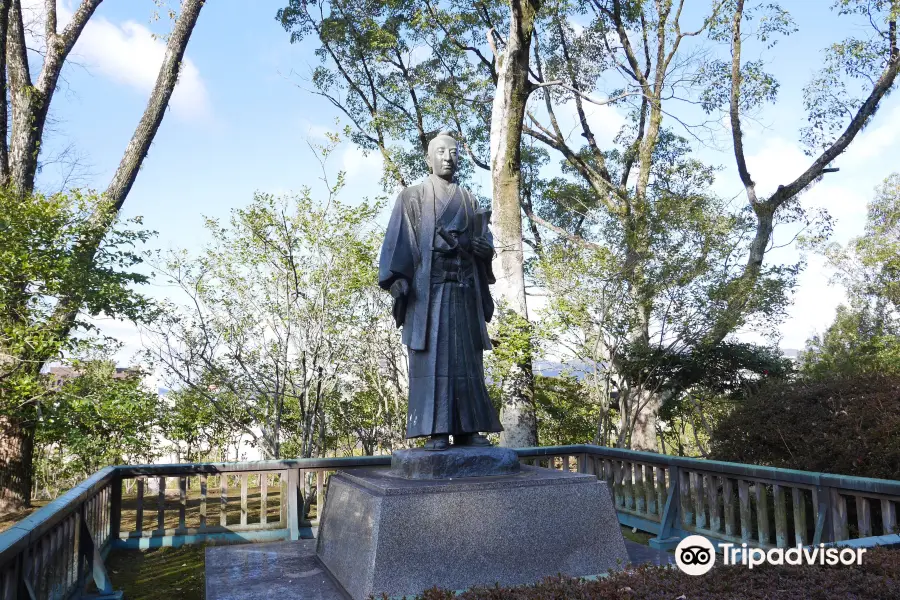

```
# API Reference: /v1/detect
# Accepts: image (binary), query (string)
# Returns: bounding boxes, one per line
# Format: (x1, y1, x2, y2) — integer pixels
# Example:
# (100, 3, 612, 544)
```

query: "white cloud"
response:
(779, 256, 847, 349)
(840, 104, 900, 168)
(23, 0, 210, 121)
(342, 145, 384, 180)
(744, 137, 809, 198)
(582, 102, 626, 146)
(72, 18, 210, 121)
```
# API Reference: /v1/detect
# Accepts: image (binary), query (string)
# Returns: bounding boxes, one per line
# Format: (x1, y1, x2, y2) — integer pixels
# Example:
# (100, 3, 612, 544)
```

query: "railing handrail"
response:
(516, 444, 900, 495)
(4, 444, 900, 578)
(116, 454, 393, 477)
(0, 465, 117, 565)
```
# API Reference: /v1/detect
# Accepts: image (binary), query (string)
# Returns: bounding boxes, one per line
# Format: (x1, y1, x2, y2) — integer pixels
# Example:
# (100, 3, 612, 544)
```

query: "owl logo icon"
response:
(675, 535, 716, 575)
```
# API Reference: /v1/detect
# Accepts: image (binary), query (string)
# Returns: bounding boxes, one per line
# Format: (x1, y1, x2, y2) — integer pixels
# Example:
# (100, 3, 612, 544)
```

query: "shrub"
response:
(708, 375, 900, 481)
(393, 546, 899, 599)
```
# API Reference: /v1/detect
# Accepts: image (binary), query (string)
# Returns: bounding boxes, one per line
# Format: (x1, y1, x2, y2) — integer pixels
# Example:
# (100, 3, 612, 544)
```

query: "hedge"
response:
(708, 375, 900, 481)
(389, 546, 899, 599)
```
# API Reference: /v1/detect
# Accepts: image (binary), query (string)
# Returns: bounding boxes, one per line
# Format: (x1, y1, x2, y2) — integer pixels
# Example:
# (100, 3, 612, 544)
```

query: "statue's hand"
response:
(390, 278, 410, 298)
(471, 236, 493, 260)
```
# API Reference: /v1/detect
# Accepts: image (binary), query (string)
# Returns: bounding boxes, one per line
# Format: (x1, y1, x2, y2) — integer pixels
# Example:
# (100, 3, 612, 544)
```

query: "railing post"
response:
(14, 552, 31, 600)
(287, 467, 302, 541)
(649, 465, 682, 551)
(77, 500, 122, 599)
(109, 473, 122, 543)
(813, 481, 833, 545)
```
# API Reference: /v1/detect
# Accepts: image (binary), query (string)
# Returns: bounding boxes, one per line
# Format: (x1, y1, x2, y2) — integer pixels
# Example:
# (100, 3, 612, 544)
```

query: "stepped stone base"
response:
(315, 466, 628, 600)
(390, 446, 520, 479)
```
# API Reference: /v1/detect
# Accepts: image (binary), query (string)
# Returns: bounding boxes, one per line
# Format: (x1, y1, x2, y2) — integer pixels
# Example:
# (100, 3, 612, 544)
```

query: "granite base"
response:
(390, 446, 520, 479)
(315, 466, 628, 600)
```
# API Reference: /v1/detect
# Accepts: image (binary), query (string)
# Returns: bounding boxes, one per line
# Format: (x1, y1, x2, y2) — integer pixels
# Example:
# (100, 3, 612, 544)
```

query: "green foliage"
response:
(832, 173, 900, 308)
(803, 174, 900, 378)
(620, 341, 795, 408)
(145, 138, 404, 460)
(532, 131, 799, 447)
(329, 374, 408, 456)
(276, 0, 497, 192)
(486, 305, 536, 386)
(709, 375, 900, 481)
(617, 340, 794, 457)
(800, 302, 900, 379)
(533, 374, 603, 447)
(714, 178, 900, 476)
(160, 387, 234, 463)
(696, 58, 780, 114)
(33, 359, 162, 498)
(0, 187, 154, 417)
(800, 2, 898, 154)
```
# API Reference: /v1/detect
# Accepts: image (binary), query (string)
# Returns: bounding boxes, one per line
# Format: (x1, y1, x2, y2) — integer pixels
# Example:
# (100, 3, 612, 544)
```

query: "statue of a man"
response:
(378, 131, 503, 451)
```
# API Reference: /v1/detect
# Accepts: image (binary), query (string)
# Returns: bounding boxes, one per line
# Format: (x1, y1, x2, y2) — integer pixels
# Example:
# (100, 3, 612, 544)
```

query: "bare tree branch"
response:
(728, 0, 758, 205)
(44, 0, 55, 40)
(103, 0, 205, 212)
(0, 0, 10, 185)
(57, 0, 101, 56)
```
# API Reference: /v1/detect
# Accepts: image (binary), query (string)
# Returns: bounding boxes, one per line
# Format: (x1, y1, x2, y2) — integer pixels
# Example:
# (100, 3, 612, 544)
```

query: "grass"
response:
(620, 524, 656, 546)
(117, 478, 291, 534)
(0, 500, 47, 533)
(106, 545, 207, 600)
(1, 474, 317, 534)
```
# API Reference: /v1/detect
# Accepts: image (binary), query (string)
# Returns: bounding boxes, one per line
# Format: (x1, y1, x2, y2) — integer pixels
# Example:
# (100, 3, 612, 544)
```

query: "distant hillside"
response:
(533, 349, 802, 381)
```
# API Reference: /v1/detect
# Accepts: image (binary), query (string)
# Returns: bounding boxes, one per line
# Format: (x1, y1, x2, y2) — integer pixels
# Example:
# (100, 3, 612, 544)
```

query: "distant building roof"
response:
(46, 365, 143, 386)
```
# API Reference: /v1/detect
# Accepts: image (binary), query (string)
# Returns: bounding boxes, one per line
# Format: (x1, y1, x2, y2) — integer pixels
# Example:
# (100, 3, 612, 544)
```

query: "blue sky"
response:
(29, 1, 900, 361)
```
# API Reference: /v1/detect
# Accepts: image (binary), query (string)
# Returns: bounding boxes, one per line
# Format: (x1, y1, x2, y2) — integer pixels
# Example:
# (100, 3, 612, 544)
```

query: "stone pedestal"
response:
(315, 466, 628, 600)
(390, 446, 520, 479)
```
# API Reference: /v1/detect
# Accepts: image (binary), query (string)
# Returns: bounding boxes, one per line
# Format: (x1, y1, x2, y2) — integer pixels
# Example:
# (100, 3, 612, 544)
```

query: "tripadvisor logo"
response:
(675, 535, 716, 575)
(675, 534, 869, 575)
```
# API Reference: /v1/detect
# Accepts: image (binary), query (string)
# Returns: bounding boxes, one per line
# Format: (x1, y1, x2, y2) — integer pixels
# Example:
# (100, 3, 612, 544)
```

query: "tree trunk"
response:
(6, 0, 102, 195)
(629, 392, 659, 451)
(102, 0, 206, 212)
(0, 413, 34, 512)
(0, 0, 206, 510)
(490, 0, 541, 448)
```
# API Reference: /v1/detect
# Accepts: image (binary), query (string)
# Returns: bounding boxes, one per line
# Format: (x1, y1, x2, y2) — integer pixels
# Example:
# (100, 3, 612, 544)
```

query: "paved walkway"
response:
(205, 539, 673, 599)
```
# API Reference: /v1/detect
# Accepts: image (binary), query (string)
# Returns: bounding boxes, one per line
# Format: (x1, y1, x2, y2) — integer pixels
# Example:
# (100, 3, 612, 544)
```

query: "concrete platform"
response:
(205, 539, 673, 599)
(206, 540, 348, 600)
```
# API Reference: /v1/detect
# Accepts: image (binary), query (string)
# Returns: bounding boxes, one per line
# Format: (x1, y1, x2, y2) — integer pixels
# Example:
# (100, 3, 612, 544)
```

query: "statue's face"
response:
(429, 136, 458, 181)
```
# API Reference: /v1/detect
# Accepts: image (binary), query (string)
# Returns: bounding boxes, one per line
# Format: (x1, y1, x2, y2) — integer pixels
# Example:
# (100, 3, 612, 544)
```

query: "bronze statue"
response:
(378, 131, 503, 451)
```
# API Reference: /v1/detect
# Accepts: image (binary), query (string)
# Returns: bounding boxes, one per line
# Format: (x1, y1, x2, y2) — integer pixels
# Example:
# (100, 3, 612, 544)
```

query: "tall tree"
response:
(0, 188, 156, 511)
(278, 0, 545, 446)
(144, 146, 386, 461)
(801, 173, 900, 379)
(33, 359, 162, 499)
(281, 0, 899, 451)
(520, 0, 898, 449)
(0, 0, 206, 511)
(488, 0, 542, 446)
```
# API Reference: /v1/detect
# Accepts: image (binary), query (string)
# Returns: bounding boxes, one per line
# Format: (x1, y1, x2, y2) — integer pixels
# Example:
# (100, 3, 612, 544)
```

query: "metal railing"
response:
(2, 445, 899, 599)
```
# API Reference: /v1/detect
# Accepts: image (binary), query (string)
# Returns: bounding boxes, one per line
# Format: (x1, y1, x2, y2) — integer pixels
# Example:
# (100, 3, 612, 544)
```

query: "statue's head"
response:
(427, 131, 459, 182)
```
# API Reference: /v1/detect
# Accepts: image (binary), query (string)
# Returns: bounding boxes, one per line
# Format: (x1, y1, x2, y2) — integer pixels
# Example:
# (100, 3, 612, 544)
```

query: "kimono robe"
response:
(378, 175, 503, 439)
